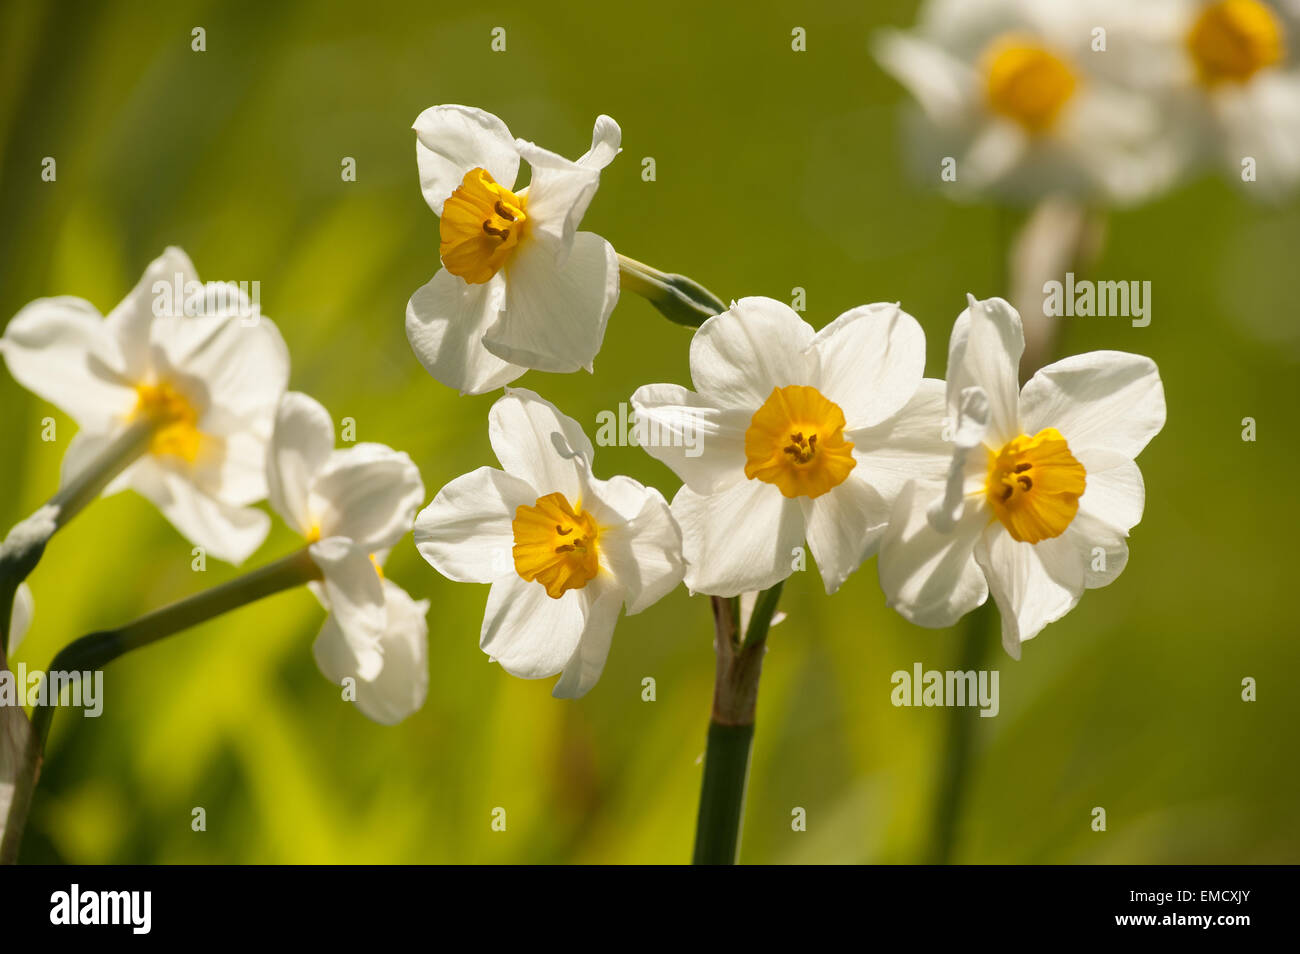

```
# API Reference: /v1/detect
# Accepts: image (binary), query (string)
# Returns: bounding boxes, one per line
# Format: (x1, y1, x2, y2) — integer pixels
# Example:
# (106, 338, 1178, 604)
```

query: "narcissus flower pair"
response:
(406, 106, 622, 395)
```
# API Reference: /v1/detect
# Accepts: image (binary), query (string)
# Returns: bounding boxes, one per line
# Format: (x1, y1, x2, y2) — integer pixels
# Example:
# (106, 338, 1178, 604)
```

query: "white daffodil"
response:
(1115, 0, 1300, 197)
(5, 584, 33, 659)
(406, 105, 622, 395)
(1, 248, 288, 564)
(413, 388, 683, 698)
(878, 295, 1166, 657)
(631, 297, 950, 598)
(874, 0, 1180, 204)
(266, 392, 428, 724)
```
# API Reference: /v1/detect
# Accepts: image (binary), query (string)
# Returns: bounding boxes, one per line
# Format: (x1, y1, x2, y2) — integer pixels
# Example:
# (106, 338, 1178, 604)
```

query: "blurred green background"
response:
(1, 0, 1296, 864)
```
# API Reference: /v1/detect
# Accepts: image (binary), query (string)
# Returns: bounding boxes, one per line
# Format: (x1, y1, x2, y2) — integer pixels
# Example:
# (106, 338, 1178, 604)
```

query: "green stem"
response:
(618, 254, 727, 328)
(0, 546, 321, 865)
(0, 417, 156, 647)
(693, 581, 784, 865)
(927, 599, 994, 864)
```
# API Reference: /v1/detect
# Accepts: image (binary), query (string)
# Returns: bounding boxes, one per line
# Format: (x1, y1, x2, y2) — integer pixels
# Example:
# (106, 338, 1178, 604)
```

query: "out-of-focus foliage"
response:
(1, 0, 1295, 863)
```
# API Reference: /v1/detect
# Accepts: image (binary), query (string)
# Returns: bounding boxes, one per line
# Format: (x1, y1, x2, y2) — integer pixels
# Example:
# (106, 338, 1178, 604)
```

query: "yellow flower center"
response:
(439, 167, 528, 284)
(369, 553, 384, 580)
(982, 35, 1079, 133)
(133, 381, 202, 463)
(744, 386, 856, 499)
(1187, 0, 1284, 86)
(985, 428, 1087, 544)
(512, 492, 600, 599)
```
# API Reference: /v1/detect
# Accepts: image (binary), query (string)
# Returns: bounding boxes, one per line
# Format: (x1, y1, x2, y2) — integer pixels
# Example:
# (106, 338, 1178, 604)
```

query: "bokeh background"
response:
(2, 0, 1296, 864)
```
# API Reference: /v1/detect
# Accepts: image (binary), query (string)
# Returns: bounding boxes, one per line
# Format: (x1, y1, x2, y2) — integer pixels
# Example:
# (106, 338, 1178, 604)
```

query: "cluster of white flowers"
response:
(875, 0, 1300, 202)
(1, 100, 1169, 720)
(400, 103, 1166, 697)
(2, 249, 430, 724)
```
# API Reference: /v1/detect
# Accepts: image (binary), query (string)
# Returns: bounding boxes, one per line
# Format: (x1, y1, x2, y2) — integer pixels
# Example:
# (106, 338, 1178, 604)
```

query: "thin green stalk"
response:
(0, 417, 156, 646)
(0, 546, 321, 865)
(693, 580, 784, 865)
(617, 254, 727, 328)
(927, 596, 994, 864)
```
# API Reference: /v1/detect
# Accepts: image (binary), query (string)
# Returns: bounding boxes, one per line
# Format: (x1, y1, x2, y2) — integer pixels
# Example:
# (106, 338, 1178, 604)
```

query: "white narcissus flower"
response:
(1117, 0, 1300, 197)
(632, 297, 950, 598)
(413, 388, 683, 698)
(406, 105, 622, 395)
(873, 0, 1180, 204)
(266, 392, 428, 724)
(0, 247, 288, 564)
(878, 295, 1166, 657)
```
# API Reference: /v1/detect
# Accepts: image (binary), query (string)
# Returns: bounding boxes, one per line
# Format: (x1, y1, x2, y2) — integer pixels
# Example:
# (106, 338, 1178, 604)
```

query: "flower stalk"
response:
(0, 546, 322, 865)
(693, 582, 783, 865)
(0, 416, 157, 648)
(617, 254, 727, 328)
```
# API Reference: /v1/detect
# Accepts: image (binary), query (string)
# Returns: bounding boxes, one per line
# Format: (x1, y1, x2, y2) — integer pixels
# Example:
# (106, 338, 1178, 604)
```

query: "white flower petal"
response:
(1075, 448, 1146, 534)
(104, 246, 197, 380)
(628, 383, 750, 495)
(150, 308, 289, 422)
(414, 466, 537, 584)
(878, 480, 989, 628)
(7, 584, 34, 657)
(587, 476, 684, 614)
(847, 378, 952, 503)
(947, 295, 1024, 446)
(801, 474, 890, 594)
(552, 580, 624, 698)
(406, 268, 522, 396)
(1062, 508, 1130, 591)
(976, 524, 1084, 658)
(689, 297, 815, 410)
(488, 388, 594, 500)
(1019, 350, 1166, 459)
(928, 385, 990, 533)
(810, 302, 927, 428)
(309, 537, 386, 681)
(192, 427, 270, 508)
(1, 296, 135, 427)
(413, 105, 520, 215)
(128, 460, 270, 564)
(267, 391, 335, 536)
(872, 29, 978, 126)
(672, 479, 804, 598)
(309, 444, 424, 551)
(577, 114, 623, 170)
(514, 140, 602, 252)
(315, 580, 429, 725)
(484, 231, 618, 374)
(480, 573, 586, 679)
